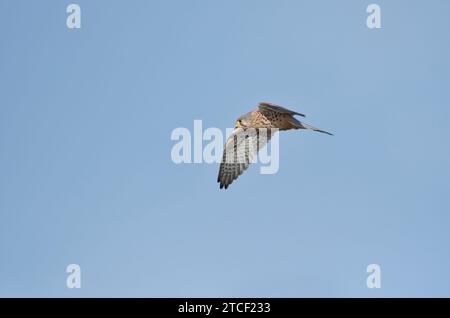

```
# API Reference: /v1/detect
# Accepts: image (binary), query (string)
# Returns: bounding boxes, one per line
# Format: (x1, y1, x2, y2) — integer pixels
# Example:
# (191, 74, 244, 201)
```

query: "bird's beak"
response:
(235, 120, 241, 128)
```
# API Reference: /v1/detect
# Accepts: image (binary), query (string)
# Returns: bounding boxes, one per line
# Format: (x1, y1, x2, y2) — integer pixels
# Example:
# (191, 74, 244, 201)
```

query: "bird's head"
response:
(235, 112, 251, 128)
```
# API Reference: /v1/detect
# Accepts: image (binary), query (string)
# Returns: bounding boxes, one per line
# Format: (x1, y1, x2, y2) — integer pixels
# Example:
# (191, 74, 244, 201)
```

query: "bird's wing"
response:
(258, 102, 305, 117)
(217, 128, 272, 189)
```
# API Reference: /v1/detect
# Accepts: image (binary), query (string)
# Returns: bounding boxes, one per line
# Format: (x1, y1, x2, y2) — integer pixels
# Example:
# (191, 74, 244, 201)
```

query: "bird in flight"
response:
(217, 102, 333, 189)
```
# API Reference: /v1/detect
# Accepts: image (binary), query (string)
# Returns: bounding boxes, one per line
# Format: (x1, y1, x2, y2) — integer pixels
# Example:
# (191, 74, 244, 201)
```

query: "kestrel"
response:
(217, 102, 333, 189)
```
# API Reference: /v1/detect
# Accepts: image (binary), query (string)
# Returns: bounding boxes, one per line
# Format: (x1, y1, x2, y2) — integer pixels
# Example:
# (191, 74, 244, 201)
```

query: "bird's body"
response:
(217, 102, 332, 189)
(243, 110, 290, 130)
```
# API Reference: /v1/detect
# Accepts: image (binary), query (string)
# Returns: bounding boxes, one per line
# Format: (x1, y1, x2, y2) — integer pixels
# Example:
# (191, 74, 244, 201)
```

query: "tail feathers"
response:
(290, 118, 333, 135)
(300, 122, 333, 135)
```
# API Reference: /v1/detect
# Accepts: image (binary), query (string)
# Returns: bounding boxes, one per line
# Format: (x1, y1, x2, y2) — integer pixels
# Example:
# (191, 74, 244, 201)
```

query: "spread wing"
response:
(217, 128, 272, 189)
(258, 102, 305, 117)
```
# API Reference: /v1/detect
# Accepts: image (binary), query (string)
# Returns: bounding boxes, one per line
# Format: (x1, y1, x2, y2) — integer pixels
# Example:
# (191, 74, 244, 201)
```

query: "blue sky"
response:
(1, 0, 450, 297)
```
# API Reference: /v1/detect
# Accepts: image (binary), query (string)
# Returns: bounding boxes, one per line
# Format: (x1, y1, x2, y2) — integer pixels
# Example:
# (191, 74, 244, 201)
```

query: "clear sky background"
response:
(1, 0, 450, 297)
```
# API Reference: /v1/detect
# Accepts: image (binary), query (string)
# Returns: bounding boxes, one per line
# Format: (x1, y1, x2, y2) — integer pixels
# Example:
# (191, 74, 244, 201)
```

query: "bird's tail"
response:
(289, 117, 333, 136)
